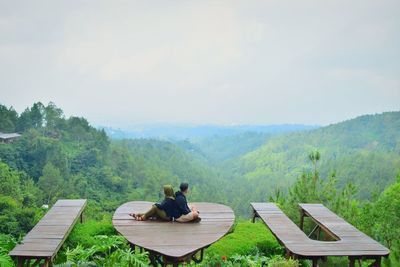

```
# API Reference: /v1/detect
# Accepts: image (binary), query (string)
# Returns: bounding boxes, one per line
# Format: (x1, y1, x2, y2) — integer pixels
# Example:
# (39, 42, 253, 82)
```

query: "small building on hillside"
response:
(0, 132, 21, 143)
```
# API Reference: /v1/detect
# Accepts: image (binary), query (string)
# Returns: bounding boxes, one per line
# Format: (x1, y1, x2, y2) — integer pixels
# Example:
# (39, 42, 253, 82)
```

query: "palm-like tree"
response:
(308, 151, 320, 183)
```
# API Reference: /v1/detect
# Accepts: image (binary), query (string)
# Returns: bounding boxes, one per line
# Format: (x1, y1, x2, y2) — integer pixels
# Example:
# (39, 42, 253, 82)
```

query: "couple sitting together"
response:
(130, 182, 201, 223)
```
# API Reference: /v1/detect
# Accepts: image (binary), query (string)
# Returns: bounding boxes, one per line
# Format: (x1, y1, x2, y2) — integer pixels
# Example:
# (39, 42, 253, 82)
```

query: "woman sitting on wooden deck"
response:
(129, 184, 200, 222)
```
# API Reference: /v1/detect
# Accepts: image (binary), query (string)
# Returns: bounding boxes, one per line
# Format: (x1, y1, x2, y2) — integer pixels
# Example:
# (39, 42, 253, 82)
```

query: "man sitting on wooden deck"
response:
(175, 182, 200, 223)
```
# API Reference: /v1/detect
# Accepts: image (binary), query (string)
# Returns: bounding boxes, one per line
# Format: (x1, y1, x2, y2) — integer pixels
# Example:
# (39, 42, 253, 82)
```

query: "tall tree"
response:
(30, 102, 45, 129)
(0, 162, 21, 199)
(16, 108, 32, 132)
(308, 151, 320, 184)
(44, 102, 64, 130)
(38, 162, 63, 204)
(0, 104, 18, 132)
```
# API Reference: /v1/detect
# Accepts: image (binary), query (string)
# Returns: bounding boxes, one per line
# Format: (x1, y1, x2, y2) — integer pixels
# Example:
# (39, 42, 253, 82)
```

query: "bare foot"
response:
(137, 215, 146, 221)
(129, 213, 145, 221)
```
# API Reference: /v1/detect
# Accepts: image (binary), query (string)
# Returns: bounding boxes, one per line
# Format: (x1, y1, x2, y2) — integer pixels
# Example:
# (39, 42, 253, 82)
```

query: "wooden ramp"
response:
(251, 202, 389, 267)
(9, 199, 87, 267)
(113, 201, 235, 266)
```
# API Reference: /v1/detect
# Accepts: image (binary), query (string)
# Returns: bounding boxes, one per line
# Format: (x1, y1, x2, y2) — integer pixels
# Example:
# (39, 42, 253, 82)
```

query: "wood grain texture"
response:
(113, 201, 235, 258)
(251, 202, 390, 258)
(9, 199, 87, 259)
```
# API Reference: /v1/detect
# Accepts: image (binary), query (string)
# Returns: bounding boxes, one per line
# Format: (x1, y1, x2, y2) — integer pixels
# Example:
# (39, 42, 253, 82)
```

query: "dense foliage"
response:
(192, 112, 400, 215)
(0, 102, 399, 266)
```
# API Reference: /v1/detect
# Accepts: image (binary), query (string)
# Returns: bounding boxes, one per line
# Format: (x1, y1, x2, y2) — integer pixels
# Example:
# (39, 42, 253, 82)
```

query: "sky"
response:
(0, 0, 399, 127)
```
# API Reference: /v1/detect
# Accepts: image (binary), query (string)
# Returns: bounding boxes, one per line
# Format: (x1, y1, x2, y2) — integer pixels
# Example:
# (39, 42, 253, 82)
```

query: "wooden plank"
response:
(10, 243, 59, 252)
(30, 225, 71, 233)
(298, 204, 390, 255)
(113, 220, 234, 227)
(9, 199, 87, 260)
(53, 199, 87, 207)
(252, 202, 390, 260)
(9, 250, 53, 257)
(113, 201, 235, 258)
(21, 239, 62, 245)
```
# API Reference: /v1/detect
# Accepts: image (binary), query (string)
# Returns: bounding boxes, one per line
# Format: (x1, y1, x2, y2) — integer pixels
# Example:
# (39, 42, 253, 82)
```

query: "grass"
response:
(206, 220, 283, 257)
(65, 220, 116, 248)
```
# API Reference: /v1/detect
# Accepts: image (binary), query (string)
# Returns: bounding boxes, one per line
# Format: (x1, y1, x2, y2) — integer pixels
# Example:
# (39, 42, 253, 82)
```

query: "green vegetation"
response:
(56, 235, 150, 267)
(188, 254, 299, 267)
(0, 234, 16, 267)
(206, 221, 282, 257)
(271, 154, 400, 266)
(195, 112, 400, 215)
(0, 102, 399, 266)
(189, 132, 272, 163)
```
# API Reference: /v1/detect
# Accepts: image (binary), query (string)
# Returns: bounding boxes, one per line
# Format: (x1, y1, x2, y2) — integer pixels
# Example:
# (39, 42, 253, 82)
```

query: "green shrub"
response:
(0, 234, 16, 267)
(64, 220, 116, 248)
(266, 255, 299, 267)
(54, 220, 116, 264)
(55, 235, 150, 267)
(189, 253, 299, 267)
(206, 221, 281, 257)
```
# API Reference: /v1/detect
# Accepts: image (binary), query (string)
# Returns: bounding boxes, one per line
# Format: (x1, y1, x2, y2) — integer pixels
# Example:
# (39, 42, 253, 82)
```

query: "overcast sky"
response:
(0, 1, 399, 127)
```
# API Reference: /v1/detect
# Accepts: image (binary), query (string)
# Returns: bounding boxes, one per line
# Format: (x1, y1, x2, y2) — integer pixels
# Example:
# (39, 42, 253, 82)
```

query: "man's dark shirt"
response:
(175, 191, 191, 215)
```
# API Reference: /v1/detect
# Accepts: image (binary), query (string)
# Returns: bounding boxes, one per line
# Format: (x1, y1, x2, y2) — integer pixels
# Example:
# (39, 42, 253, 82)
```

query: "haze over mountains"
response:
(101, 124, 319, 140)
(101, 111, 400, 216)
(0, 102, 399, 216)
(1, 101, 400, 265)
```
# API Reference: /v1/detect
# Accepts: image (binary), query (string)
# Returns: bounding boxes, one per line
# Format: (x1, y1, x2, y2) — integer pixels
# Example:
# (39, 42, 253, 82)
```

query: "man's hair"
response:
(180, 182, 189, 192)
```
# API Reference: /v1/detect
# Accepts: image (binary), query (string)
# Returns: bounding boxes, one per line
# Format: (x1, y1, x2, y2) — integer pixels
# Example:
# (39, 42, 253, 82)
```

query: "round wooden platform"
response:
(112, 201, 235, 259)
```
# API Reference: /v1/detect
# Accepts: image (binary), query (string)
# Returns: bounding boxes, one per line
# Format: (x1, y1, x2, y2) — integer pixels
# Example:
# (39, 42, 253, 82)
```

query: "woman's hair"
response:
(163, 185, 175, 199)
(179, 182, 189, 192)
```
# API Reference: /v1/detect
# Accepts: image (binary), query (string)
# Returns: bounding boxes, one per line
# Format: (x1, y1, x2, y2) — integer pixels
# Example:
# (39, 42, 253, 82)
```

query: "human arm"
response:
(176, 196, 191, 215)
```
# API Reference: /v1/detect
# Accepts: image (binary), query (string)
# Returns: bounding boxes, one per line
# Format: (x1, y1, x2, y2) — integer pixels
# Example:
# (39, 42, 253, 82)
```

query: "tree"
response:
(0, 162, 21, 200)
(44, 102, 63, 128)
(38, 162, 64, 204)
(278, 152, 358, 229)
(369, 174, 400, 249)
(67, 117, 91, 146)
(16, 108, 32, 132)
(0, 195, 19, 235)
(0, 104, 18, 132)
(30, 102, 45, 129)
(308, 150, 320, 183)
(15, 102, 45, 132)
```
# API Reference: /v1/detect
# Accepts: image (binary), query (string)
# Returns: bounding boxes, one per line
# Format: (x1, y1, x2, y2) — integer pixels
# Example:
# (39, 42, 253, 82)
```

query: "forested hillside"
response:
(190, 132, 272, 163)
(1, 103, 398, 219)
(0, 102, 227, 236)
(188, 112, 400, 215)
(0, 102, 399, 266)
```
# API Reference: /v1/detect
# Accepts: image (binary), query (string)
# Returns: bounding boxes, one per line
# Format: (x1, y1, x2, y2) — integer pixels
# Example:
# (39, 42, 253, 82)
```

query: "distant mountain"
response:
(218, 111, 400, 214)
(187, 132, 274, 163)
(101, 124, 319, 140)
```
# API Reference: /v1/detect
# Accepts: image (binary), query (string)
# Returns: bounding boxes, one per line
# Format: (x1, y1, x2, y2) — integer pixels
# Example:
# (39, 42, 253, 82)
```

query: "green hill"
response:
(1, 103, 400, 266)
(0, 102, 227, 234)
(211, 112, 400, 215)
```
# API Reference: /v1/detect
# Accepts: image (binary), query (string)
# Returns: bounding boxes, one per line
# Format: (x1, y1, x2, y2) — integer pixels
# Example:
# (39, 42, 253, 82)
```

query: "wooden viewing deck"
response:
(113, 201, 235, 266)
(9, 199, 87, 267)
(251, 202, 389, 267)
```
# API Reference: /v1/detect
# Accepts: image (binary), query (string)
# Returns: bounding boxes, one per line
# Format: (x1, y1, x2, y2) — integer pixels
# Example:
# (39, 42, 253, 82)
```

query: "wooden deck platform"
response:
(113, 201, 235, 266)
(9, 199, 87, 267)
(251, 202, 389, 267)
